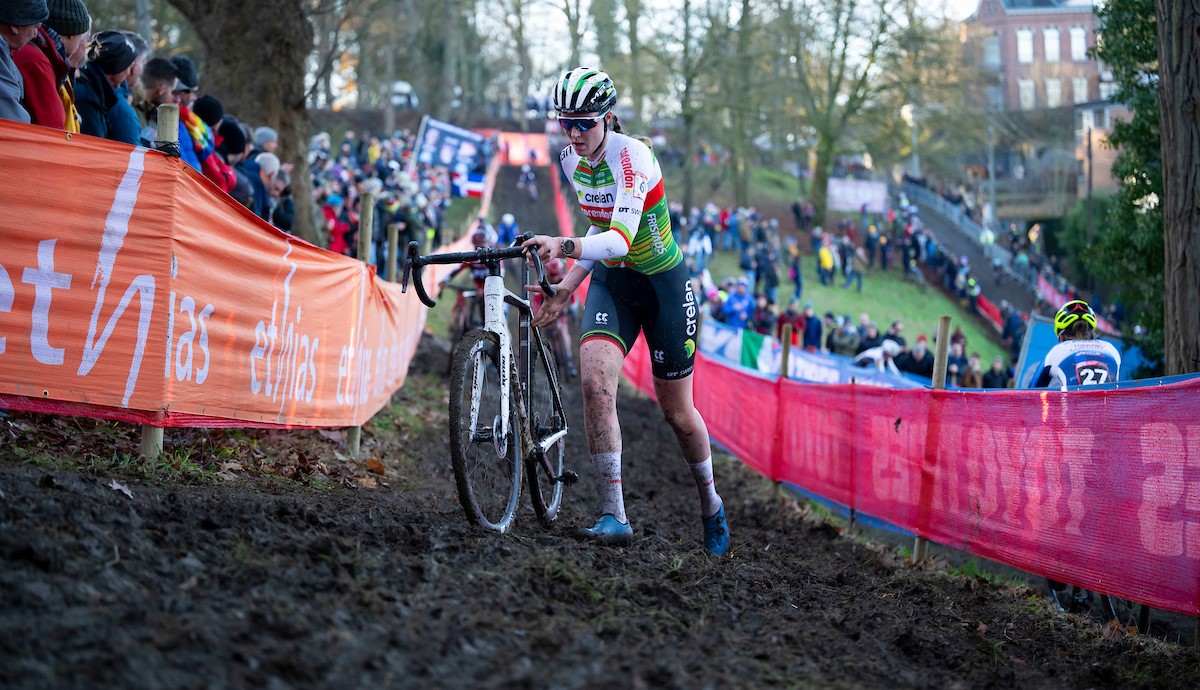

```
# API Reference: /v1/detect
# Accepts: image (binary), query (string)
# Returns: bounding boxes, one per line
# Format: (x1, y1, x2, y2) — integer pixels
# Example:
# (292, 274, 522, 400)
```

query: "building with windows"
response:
(962, 0, 1111, 112)
(1075, 100, 1131, 195)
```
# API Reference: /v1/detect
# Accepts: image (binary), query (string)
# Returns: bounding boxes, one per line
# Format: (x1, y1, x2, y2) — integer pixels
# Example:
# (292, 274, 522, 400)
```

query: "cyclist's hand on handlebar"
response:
(529, 284, 571, 329)
(521, 234, 563, 264)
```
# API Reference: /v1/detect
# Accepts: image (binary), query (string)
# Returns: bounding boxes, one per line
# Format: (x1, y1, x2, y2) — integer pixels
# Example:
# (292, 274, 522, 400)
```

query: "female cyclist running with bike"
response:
(523, 67, 730, 555)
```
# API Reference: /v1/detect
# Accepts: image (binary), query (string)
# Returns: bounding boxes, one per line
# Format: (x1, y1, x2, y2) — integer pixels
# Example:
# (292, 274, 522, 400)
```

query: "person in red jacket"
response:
(12, 24, 70, 128)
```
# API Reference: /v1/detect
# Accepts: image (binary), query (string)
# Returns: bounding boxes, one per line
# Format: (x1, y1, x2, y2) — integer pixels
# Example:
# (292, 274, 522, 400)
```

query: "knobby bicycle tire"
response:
(526, 329, 565, 526)
(449, 330, 522, 532)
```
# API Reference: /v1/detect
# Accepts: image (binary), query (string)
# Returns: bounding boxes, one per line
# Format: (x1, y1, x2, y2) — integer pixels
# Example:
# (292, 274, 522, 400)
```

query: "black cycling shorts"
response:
(581, 261, 698, 380)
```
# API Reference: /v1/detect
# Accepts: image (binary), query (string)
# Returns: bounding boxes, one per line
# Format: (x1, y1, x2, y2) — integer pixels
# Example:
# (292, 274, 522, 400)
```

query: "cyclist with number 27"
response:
(1034, 299, 1124, 613)
(522, 67, 730, 556)
(1032, 300, 1121, 390)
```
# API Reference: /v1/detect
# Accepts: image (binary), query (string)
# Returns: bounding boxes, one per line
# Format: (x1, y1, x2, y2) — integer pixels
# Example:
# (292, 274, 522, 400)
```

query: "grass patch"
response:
(704, 249, 1005, 365)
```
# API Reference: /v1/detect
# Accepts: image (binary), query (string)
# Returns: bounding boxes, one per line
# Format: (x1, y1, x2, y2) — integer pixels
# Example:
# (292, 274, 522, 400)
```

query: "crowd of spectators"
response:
(2, 0, 468, 277)
(668, 193, 1014, 389)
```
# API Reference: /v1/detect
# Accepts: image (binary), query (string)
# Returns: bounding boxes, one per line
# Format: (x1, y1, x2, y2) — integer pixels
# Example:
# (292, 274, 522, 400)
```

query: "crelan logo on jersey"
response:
(579, 190, 615, 204)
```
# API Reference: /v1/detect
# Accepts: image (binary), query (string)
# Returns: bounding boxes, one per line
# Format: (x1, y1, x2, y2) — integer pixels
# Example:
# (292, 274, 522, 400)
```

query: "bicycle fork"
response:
(474, 275, 513, 457)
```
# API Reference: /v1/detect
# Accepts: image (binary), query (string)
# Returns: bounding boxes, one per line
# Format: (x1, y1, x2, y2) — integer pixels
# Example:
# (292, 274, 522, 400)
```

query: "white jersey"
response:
(1033, 339, 1121, 389)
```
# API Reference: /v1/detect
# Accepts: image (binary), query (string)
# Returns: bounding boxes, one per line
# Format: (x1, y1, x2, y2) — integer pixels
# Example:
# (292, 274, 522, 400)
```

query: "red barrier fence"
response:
(621, 338, 1200, 615)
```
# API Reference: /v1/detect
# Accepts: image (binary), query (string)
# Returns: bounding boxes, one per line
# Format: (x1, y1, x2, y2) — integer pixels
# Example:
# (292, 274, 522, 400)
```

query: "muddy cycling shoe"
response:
(702, 505, 731, 556)
(577, 514, 633, 546)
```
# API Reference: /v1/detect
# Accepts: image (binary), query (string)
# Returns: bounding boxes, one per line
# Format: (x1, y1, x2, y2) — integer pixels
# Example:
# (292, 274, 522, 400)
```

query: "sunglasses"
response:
(558, 112, 607, 133)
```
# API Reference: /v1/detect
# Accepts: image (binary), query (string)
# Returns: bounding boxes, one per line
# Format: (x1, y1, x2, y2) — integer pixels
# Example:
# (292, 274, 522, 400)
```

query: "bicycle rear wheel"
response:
(449, 330, 522, 532)
(525, 330, 566, 526)
(1100, 594, 1151, 633)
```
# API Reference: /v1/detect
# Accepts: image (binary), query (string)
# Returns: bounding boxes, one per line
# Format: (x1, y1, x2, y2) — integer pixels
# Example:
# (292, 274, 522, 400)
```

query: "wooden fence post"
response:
(140, 103, 181, 460)
(772, 324, 793, 500)
(346, 192, 374, 459)
(913, 315, 952, 564)
(386, 221, 399, 282)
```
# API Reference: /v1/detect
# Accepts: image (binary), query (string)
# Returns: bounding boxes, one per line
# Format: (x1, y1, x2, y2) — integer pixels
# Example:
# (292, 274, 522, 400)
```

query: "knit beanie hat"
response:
(88, 30, 136, 75)
(252, 126, 278, 146)
(171, 55, 199, 90)
(44, 0, 89, 36)
(217, 117, 247, 157)
(192, 95, 224, 128)
(0, 0, 49, 26)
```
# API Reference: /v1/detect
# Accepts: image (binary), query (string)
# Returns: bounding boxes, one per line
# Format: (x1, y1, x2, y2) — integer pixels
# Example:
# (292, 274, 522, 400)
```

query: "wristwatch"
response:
(561, 237, 576, 259)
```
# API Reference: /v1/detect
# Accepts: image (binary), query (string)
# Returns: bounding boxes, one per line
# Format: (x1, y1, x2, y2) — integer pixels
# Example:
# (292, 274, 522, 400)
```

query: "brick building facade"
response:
(962, 0, 1113, 112)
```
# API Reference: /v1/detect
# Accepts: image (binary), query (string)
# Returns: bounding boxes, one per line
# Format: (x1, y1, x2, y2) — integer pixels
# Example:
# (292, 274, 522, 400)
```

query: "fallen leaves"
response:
(366, 458, 386, 476)
(108, 479, 133, 499)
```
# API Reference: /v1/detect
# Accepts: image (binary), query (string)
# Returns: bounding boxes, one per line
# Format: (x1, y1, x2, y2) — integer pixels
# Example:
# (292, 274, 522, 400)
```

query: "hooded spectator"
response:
(0, 0, 50, 123)
(74, 30, 136, 142)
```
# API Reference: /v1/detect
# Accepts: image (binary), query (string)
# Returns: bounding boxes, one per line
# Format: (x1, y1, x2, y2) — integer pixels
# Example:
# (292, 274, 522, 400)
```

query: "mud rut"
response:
(2, 168, 1197, 689)
(2, 332, 1197, 689)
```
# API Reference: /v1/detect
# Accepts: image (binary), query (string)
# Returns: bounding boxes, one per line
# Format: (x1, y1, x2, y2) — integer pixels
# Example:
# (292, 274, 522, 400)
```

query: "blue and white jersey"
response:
(1032, 339, 1121, 389)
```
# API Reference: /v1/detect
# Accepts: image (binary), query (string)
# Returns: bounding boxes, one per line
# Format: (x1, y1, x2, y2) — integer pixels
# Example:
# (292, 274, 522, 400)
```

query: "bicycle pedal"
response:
(556, 470, 579, 485)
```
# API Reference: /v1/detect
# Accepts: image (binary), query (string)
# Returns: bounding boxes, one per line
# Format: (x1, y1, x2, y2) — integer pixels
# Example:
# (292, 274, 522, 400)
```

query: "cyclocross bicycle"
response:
(1047, 579, 1152, 633)
(402, 234, 577, 532)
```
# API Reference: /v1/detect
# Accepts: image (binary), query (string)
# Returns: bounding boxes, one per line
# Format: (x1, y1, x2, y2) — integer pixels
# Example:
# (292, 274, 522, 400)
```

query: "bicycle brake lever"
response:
(404, 241, 437, 308)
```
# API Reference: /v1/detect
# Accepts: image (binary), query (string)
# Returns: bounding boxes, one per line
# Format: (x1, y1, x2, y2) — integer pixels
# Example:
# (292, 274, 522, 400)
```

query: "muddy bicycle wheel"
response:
(525, 331, 565, 527)
(449, 330, 522, 532)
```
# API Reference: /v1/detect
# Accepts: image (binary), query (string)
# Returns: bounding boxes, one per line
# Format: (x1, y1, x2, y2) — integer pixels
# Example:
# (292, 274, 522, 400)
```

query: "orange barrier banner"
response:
(498, 132, 551, 167)
(0, 120, 463, 428)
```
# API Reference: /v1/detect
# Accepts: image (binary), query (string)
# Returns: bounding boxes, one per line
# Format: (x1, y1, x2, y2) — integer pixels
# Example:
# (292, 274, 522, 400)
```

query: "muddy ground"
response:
(1, 332, 1198, 690)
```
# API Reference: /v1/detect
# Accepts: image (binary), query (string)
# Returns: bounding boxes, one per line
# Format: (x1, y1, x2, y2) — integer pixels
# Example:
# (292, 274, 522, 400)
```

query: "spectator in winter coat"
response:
(800, 302, 822, 352)
(981, 356, 1012, 389)
(12, 21, 71, 128)
(775, 299, 805, 346)
(895, 334, 935, 378)
(268, 168, 295, 233)
(748, 294, 777, 336)
(945, 341, 968, 387)
(323, 194, 352, 255)
(961, 352, 984, 388)
(830, 321, 861, 358)
(721, 278, 755, 330)
(74, 30, 136, 143)
(856, 322, 884, 355)
(853, 339, 902, 376)
(1, 0, 50, 123)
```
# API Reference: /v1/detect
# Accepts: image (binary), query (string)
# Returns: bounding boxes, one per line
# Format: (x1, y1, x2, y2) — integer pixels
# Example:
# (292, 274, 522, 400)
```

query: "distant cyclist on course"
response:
(1033, 299, 1120, 610)
(522, 67, 730, 555)
(1031, 300, 1120, 390)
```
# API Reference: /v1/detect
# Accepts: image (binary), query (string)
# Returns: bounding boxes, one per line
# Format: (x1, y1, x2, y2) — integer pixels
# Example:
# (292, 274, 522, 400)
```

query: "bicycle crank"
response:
(555, 470, 579, 485)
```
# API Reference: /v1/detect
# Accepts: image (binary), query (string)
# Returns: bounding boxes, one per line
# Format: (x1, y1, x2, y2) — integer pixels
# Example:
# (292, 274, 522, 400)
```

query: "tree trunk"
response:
(1155, 0, 1200, 374)
(168, 0, 320, 246)
(730, 0, 753, 208)
(682, 111, 696, 212)
(624, 0, 644, 127)
(436, 0, 460, 119)
(811, 135, 835, 226)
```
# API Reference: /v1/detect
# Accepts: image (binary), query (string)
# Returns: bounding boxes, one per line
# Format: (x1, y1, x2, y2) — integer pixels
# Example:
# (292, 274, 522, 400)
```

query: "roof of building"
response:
(1007, 0, 1094, 12)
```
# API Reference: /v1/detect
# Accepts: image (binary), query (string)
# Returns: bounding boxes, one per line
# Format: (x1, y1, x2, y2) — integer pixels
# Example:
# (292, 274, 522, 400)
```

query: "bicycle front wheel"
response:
(526, 330, 565, 526)
(449, 330, 522, 532)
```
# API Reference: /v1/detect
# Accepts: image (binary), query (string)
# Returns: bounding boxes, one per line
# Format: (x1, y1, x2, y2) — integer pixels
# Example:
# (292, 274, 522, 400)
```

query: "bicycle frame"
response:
(402, 235, 567, 469)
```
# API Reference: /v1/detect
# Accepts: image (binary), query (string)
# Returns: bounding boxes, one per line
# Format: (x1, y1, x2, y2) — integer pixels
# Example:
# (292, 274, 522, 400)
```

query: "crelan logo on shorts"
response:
(683, 338, 696, 358)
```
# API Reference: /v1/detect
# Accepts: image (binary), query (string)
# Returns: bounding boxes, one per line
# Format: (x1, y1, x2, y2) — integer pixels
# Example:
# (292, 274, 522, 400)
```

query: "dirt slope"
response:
(1, 333, 1197, 689)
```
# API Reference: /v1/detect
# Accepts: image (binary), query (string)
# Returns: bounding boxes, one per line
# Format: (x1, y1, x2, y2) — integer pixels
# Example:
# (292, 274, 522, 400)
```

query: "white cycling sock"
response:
(689, 457, 723, 517)
(591, 451, 627, 523)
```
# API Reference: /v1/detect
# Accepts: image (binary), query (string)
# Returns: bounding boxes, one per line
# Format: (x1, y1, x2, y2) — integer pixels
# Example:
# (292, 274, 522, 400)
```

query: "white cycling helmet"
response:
(501, 213, 515, 225)
(553, 67, 617, 115)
